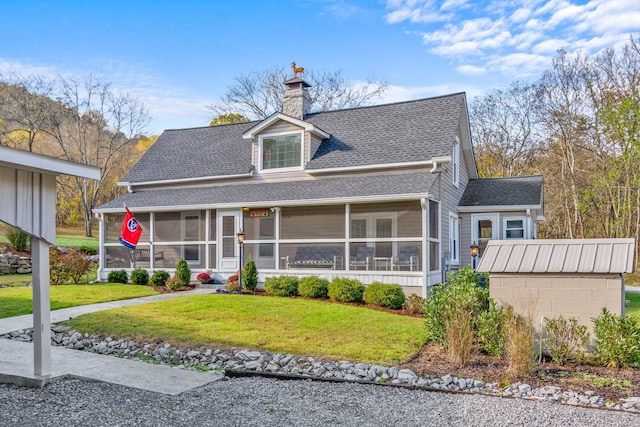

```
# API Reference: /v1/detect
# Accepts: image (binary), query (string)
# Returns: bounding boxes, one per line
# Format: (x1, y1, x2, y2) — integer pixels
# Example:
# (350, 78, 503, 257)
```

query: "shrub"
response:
(243, 260, 258, 291)
(62, 249, 91, 284)
(165, 275, 184, 291)
(298, 276, 329, 298)
(175, 258, 191, 286)
(49, 248, 70, 285)
(226, 279, 240, 293)
(504, 306, 536, 377)
(364, 282, 406, 309)
(543, 315, 589, 364)
(592, 308, 640, 368)
(328, 278, 365, 303)
(130, 268, 150, 286)
(107, 269, 128, 284)
(6, 227, 30, 252)
(476, 305, 506, 357)
(264, 275, 299, 296)
(424, 265, 490, 346)
(79, 245, 98, 256)
(404, 294, 426, 315)
(150, 270, 171, 287)
(196, 272, 212, 284)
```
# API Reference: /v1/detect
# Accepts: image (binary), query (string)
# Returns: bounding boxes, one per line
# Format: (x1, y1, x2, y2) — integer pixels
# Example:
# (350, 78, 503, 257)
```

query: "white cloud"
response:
(486, 52, 551, 77)
(380, 83, 470, 103)
(385, 0, 640, 81)
(384, 0, 453, 24)
(532, 38, 568, 54)
(456, 64, 486, 75)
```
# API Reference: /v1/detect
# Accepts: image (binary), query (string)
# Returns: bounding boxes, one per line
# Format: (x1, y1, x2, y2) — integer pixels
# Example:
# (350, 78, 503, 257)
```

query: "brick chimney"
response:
(282, 77, 311, 120)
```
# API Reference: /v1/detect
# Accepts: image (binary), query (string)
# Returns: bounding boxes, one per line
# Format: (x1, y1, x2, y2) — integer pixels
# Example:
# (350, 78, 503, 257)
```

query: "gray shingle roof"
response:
(120, 93, 466, 184)
(458, 175, 543, 207)
(97, 171, 438, 211)
(305, 94, 465, 169)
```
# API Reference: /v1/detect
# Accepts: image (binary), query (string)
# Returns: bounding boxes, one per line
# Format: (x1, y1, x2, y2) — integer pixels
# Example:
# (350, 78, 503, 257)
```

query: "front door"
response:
(217, 210, 242, 271)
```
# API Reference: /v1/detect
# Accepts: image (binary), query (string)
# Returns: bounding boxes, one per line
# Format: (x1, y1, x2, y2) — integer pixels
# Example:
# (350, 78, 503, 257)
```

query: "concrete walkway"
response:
(0, 289, 224, 394)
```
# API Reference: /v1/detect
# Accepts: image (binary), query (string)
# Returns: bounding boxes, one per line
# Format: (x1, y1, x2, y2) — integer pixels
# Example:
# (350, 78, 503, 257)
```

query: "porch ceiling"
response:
(95, 171, 438, 212)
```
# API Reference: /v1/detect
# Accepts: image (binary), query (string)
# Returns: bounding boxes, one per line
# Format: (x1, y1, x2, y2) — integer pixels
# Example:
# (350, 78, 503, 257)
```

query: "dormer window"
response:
(260, 131, 303, 172)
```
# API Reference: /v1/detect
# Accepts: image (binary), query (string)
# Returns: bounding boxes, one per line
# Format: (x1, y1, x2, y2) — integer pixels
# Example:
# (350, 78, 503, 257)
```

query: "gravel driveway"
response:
(2, 376, 638, 426)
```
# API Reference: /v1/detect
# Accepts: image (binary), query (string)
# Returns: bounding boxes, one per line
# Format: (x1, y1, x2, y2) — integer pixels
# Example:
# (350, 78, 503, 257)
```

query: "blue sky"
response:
(1, 0, 638, 134)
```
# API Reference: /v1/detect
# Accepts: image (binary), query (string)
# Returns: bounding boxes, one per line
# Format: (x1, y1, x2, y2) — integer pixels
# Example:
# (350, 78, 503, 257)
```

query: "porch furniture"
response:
(285, 246, 344, 270)
(373, 257, 392, 271)
(129, 248, 164, 267)
(391, 246, 419, 271)
(350, 246, 374, 270)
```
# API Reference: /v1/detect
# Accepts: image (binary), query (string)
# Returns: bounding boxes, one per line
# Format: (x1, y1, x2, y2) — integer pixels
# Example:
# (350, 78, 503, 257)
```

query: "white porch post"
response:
(421, 198, 428, 298)
(32, 237, 51, 377)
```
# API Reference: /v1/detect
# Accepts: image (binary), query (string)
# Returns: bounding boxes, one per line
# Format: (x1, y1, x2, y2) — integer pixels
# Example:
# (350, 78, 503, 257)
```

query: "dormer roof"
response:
(242, 113, 330, 140)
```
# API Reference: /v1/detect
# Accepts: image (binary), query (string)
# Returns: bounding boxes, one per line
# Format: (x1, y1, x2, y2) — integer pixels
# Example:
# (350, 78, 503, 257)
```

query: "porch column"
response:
(344, 204, 350, 271)
(421, 198, 429, 298)
(32, 238, 51, 377)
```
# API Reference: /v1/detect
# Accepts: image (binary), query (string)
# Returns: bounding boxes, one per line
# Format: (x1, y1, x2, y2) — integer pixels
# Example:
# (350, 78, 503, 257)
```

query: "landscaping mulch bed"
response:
(400, 342, 640, 402)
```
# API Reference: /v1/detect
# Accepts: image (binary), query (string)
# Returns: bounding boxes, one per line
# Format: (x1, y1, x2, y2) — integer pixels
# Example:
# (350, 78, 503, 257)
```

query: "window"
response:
(452, 138, 460, 187)
(504, 217, 525, 239)
(449, 213, 459, 264)
(260, 132, 302, 171)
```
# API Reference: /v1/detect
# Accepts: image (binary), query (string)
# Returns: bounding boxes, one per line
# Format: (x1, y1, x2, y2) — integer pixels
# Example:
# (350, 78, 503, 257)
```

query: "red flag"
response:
(120, 206, 142, 249)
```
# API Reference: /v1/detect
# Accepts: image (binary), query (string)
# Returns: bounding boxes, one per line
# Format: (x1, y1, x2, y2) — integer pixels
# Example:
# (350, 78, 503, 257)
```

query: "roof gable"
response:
(242, 113, 329, 140)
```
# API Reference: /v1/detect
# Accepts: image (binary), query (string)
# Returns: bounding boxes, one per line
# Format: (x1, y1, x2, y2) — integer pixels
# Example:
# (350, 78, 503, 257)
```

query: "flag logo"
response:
(120, 207, 143, 249)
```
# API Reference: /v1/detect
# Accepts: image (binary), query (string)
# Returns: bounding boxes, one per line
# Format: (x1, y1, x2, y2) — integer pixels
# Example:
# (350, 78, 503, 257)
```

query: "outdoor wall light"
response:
(470, 242, 479, 269)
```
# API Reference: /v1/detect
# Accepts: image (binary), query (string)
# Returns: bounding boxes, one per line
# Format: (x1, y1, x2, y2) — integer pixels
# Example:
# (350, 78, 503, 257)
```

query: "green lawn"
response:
(0, 226, 98, 250)
(626, 291, 640, 318)
(64, 294, 428, 365)
(0, 284, 159, 319)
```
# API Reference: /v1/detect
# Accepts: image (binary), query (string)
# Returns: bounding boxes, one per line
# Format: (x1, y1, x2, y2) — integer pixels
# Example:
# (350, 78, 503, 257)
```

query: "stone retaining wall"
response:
(0, 253, 32, 274)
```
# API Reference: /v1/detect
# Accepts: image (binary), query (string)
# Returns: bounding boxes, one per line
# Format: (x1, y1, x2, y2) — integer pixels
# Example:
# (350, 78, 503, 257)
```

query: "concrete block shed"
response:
(476, 238, 636, 333)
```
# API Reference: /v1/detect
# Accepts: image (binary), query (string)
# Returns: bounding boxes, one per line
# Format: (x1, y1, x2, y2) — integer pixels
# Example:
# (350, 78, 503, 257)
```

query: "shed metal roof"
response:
(476, 238, 636, 274)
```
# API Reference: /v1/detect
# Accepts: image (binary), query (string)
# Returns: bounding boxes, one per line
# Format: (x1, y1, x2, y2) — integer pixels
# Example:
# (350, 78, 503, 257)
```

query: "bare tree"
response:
(208, 66, 388, 120)
(470, 81, 542, 177)
(43, 75, 150, 236)
(0, 73, 55, 152)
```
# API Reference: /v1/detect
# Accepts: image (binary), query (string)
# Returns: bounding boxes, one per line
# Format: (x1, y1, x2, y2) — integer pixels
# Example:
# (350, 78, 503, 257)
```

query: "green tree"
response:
(209, 113, 248, 126)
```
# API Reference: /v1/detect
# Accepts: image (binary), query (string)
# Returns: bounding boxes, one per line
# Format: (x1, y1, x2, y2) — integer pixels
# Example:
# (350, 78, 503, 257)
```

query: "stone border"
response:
(3, 325, 639, 412)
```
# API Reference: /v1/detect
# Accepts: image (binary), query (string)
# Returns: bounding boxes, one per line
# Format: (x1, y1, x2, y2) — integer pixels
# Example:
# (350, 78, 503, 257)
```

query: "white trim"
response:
(258, 130, 304, 173)
(449, 212, 460, 265)
(307, 157, 451, 175)
(93, 193, 433, 214)
(0, 145, 100, 179)
(452, 138, 460, 188)
(458, 204, 541, 213)
(242, 113, 330, 140)
(117, 171, 253, 188)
